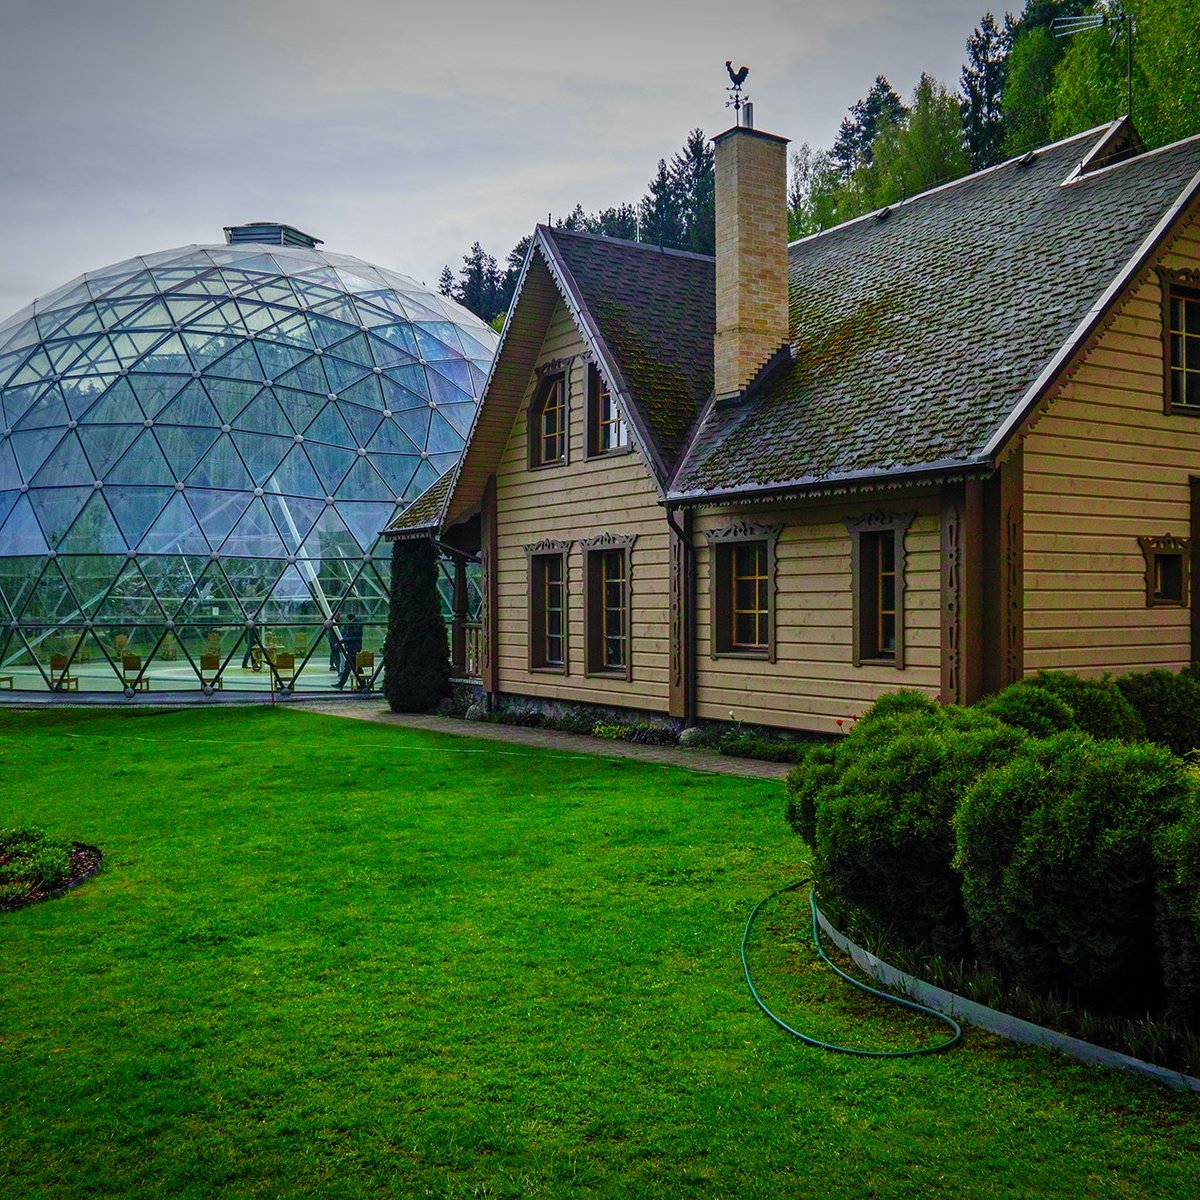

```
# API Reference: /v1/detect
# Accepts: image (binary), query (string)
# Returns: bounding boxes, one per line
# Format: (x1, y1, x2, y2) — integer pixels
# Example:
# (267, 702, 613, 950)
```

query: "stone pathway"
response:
(292, 699, 793, 781)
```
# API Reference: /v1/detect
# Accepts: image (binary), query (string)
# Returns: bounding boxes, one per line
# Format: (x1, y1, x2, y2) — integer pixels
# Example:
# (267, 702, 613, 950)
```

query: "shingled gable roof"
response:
(395, 224, 715, 534)
(668, 119, 1200, 505)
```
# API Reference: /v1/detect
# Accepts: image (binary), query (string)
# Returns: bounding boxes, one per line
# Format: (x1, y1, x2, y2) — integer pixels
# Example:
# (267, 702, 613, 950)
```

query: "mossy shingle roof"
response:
(669, 125, 1200, 500)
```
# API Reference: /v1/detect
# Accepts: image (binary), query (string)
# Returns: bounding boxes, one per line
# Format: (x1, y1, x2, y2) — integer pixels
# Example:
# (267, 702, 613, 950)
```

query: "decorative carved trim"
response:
(1160, 266, 1200, 288)
(579, 532, 637, 552)
(703, 520, 783, 545)
(524, 538, 572, 557)
(844, 509, 916, 535)
(1138, 534, 1191, 608)
(534, 356, 575, 377)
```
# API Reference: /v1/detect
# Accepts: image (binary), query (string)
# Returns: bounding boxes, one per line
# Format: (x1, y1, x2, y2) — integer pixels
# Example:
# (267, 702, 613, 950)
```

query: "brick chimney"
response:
(713, 124, 790, 402)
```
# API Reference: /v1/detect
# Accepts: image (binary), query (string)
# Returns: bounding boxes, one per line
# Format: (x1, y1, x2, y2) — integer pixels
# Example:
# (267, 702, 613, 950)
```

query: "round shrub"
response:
(1025, 671, 1145, 742)
(1116, 669, 1200, 758)
(784, 742, 838, 846)
(802, 698, 1025, 957)
(979, 679, 1076, 738)
(955, 732, 1190, 1012)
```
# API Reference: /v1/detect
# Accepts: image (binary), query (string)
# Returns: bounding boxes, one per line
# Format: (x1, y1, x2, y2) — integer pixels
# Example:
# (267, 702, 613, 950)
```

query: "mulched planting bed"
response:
(0, 842, 102, 911)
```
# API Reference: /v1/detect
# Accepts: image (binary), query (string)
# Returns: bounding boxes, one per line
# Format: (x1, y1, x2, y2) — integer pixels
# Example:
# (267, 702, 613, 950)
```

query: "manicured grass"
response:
(1, 706, 1196, 1199)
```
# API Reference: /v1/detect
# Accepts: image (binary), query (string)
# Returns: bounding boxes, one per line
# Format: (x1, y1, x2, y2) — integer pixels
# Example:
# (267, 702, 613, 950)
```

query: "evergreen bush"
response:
(796, 695, 1025, 956)
(1025, 670, 1145, 742)
(1156, 788, 1200, 1026)
(382, 539, 450, 713)
(955, 732, 1190, 1012)
(784, 742, 838, 845)
(1116, 669, 1200, 758)
(979, 678, 1076, 737)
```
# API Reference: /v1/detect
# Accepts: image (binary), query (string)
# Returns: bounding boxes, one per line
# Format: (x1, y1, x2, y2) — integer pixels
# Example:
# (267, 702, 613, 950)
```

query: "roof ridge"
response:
(540, 224, 714, 264)
(786, 121, 1119, 251)
(1062, 126, 1200, 186)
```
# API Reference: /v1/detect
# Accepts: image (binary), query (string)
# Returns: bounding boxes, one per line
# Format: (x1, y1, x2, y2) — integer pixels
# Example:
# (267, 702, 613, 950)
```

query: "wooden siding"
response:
(693, 497, 943, 734)
(1022, 215, 1200, 674)
(493, 299, 672, 711)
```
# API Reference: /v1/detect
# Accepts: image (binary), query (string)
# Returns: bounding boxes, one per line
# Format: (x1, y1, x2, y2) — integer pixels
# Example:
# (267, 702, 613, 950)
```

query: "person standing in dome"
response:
(333, 614, 363, 689)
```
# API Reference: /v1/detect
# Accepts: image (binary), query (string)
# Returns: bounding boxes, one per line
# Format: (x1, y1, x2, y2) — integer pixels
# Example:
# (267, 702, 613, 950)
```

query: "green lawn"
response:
(1, 707, 1196, 1199)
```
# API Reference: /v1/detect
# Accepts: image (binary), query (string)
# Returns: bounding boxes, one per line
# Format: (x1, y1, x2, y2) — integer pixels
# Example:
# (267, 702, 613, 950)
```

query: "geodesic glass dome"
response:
(0, 228, 497, 693)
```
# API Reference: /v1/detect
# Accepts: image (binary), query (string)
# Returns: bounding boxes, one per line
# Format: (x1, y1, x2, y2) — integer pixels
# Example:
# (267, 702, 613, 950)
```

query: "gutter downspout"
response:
(665, 503, 697, 727)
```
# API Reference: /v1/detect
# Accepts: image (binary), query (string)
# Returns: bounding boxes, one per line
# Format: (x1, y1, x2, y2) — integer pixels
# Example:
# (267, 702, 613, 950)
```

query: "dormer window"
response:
(529, 370, 567, 467)
(1162, 271, 1200, 415)
(587, 363, 628, 457)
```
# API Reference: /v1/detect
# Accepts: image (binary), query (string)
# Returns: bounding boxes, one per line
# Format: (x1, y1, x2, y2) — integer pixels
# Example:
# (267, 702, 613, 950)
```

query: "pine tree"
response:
(453, 242, 503, 323)
(961, 11, 1014, 169)
(437, 265, 455, 298)
(638, 158, 685, 249)
(831, 76, 907, 179)
(383, 538, 450, 713)
(590, 204, 638, 240)
(670, 128, 715, 255)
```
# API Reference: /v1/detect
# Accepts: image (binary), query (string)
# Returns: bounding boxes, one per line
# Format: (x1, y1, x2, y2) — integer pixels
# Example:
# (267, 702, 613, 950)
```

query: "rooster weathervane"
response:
(725, 61, 750, 114)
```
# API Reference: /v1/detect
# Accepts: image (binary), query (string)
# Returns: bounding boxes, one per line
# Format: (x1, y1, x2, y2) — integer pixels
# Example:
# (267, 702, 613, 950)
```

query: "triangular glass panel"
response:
(138, 554, 210, 619)
(406, 458, 442, 500)
(427, 452, 459, 480)
(335, 458, 392, 502)
(366, 419, 420, 456)
(52, 305, 106, 341)
(0, 554, 48, 617)
(7, 348, 55, 389)
(29, 486, 93, 547)
(0, 488, 17, 530)
(232, 391, 292, 437)
(339, 402, 382, 446)
(251, 340, 310, 379)
(274, 357, 328, 395)
(202, 378, 259, 424)
(104, 485, 173, 547)
(426, 411, 465, 456)
(79, 424, 140, 478)
(156, 380, 222, 428)
(457, 326, 498, 361)
(186, 488, 253, 547)
(367, 332, 416, 369)
(107, 429, 175, 486)
(79, 377, 145, 424)
(339, 376, 385, 413)
(134, 332, 192, 371)
(31, 431, 94, 487)
(13, 386, 70, 432)
(323, 355, 370, 392)
(308, 314, 357, 350)
(1, 382, 45, 428)
(274, 387, 325, 433)
(221, 557, 286, 618)
(262, 313, 315, 350)
(154, 427, 220, 482)
(305, 404, 356, 449)
(300, 504, 359, 560)
(206, 341, 266, 383)
(60, 375, 118, 421)
(394, 406, 431, 450)
(59, 554, 127, 618)
(184, 433, 255, 491)
(266, 445, 323, 497)
(58, 492, 126, 554)
(414, 324, 464, 361)
(310, 296, 360, 326)
(92, 559, 164, 623)
(182, 327, 242, 365)
(306, 442, 356, 494)
(239, 303, 281, 336)
(337, 501, 396, 551)
(10, 427, 65, 480)
(369, 453, 418, 497)
(231, 431, 290, 479)
(263, 493, 324, 551)
(0, 440, 22, 490)
(174, 560, 242, 625)
(108, 329, 170, 366)
(438, 401, 477, 438)
(165, 296, 216, 325)
(347, 561, 391, 622)
(141, 492, 211, 554)
(258, 564, 324, 623)
(382, 363, 429, 400)
(220, 497, 288, 558)
(19, 560, 85, 626)
(42, 335, 96, 375)
(128, 372, 188, 417)
(368, 322, 419, 359)
(328, 331, 374, 369)
(467, 360, 490, 394)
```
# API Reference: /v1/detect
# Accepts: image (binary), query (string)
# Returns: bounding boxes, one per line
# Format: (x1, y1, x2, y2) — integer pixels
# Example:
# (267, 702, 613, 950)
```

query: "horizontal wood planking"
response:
(1022, 227, 1200, 676)
(692, 500, 942, 733)
(493, 299, 672, 711)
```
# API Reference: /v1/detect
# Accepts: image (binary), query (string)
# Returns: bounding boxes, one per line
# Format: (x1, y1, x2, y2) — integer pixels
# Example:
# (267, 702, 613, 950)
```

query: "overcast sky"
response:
(0, 0, 994, 318)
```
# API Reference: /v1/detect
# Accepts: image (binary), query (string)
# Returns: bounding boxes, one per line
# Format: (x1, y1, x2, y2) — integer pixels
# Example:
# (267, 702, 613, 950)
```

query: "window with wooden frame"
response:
(526, 540, 570, 671)
(586, 363, 629, 457)
(582, 533, 636, 678)
(1162, 269, 1200, 415)
(529, 367, 568, 467)
(1139, 535, 1190, 607)
(845, 511, 914, 668)
(706, 522, 782, 660)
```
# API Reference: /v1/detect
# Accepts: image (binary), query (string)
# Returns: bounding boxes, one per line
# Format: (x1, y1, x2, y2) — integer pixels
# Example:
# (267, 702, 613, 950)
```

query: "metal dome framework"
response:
(0, 243, 496, 693)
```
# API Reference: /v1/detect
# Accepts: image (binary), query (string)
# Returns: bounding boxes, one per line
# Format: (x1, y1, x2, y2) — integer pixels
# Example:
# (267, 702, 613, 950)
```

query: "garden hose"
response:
(741, 878, 962, 1058)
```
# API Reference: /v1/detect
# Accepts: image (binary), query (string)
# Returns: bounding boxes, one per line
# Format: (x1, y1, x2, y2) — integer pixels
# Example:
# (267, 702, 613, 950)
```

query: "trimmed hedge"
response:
(979, 679, 1076, 738)
(1156, 790, 1200, 1026)
(1116, 669, 1200, 758)
(954, 732, 1190, 1013)
(1023, 671, 1145, 742)
(383, 539, 450, 713)
(786, 692, 1025, 957)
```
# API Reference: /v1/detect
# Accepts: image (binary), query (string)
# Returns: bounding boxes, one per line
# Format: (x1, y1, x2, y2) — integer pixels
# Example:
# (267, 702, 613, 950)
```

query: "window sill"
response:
(711, 649, 771, 661)
(856, 656, 900, 668)
(584, 445, 632, 462)
(528, 458, 567, 471)
(1165, 403, 1200, 418)
(586, 667, 631, 681)
(530, 664, 569, 675)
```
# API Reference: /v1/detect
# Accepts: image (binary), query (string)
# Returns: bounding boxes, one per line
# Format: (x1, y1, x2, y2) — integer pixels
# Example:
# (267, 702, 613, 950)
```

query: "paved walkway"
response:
(292, 699, 793, 781)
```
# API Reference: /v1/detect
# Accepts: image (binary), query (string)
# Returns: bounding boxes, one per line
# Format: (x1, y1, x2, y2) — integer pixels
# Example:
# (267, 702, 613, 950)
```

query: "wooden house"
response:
(387, 115, 1200, 735)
